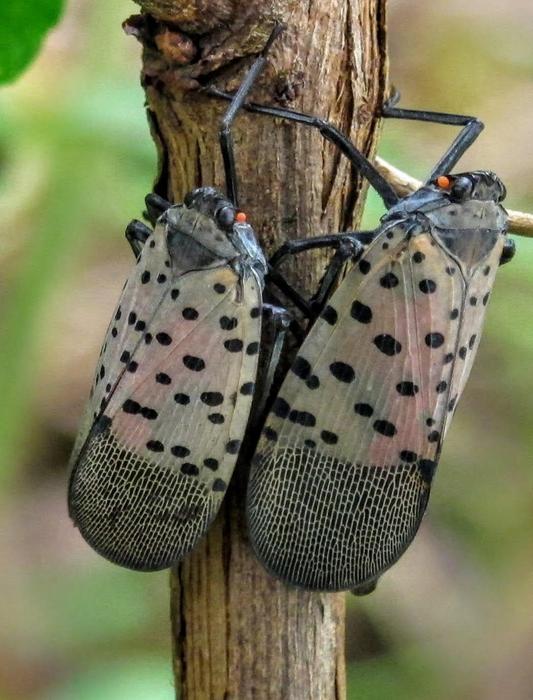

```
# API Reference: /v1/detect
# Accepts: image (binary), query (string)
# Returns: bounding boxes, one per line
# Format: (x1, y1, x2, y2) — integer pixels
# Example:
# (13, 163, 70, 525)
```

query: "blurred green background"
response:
(1, 0, 532, 698)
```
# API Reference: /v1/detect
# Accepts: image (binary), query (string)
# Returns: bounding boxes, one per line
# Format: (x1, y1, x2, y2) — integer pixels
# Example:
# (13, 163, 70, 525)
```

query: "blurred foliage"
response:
(0, 0, 66, 84)
(1, 0, 533, 699)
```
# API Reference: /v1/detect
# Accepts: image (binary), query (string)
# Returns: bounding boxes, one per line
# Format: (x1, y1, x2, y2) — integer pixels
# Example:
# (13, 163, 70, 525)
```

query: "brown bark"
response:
(128, 1, 388, 697)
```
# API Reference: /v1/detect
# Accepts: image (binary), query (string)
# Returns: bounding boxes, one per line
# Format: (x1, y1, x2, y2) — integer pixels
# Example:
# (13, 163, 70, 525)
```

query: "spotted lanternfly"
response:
(68, 25, 285, 571)
(218, 91, 516, 593)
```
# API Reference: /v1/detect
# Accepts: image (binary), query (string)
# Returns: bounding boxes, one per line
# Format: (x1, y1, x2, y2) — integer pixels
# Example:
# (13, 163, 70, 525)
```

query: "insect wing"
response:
(69, 227, 262, 571)
(68, 231, 172, 468)
(248, 219, 503, 591)
(442, 255, 500, 434)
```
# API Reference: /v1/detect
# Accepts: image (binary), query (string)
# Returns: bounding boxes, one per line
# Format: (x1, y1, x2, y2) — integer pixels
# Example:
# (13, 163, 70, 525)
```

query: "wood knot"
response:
(357, 101, 373, 124)
(274, 70, 304, 105)
(155, 28, 197, 65)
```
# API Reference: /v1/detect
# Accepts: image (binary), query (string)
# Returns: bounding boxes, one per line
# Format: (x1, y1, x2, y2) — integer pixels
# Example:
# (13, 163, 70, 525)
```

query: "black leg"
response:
(125, 220, 152, 259)
(267, 266, 313, 317)
(144, 193, 172, 226)
(310, 237, 365, 313)
(270, 232, 372, 268)
(500, 237, 515, 266)
(267, 232, 372, 319)
(217, 23, 284, 207)
(207, 88, 399, 209)
(382, 94, 484, 180)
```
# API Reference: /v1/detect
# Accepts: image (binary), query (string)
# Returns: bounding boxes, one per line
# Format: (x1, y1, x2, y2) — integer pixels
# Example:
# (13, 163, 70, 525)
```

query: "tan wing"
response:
(248, 219, 498, 591)
(69, 251, 262, 570)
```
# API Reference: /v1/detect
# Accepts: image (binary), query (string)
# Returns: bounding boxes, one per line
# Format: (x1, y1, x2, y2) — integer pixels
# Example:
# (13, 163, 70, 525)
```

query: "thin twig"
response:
(375, 157, 533, 238)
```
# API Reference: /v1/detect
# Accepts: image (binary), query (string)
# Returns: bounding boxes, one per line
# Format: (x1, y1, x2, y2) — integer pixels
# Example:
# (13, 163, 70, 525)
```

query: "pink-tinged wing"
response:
(442, 247, 502, 436)
(248, 219, 500, 591)
(69, 231, 262, 571)
(69, 230, 173, 468)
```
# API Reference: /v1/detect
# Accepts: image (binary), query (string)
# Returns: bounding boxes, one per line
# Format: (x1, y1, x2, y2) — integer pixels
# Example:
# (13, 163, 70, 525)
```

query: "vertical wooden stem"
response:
(129, 1, 388, 696)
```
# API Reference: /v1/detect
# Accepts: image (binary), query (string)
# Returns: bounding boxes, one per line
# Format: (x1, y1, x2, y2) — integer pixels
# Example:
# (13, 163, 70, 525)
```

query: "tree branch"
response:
(128, 1, 388, 697)
(375, 157, 533, 237)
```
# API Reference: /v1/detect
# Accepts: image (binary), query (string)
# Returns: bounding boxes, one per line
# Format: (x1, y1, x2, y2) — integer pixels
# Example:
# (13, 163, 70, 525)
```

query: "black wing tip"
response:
(246, 446, 430, 591)
(69, 428, 218, 571)
(74, 533, 200, 572)
(70, 488, 217, 572)
(247, 536, 377, 592)
(351, 578, 379, 596)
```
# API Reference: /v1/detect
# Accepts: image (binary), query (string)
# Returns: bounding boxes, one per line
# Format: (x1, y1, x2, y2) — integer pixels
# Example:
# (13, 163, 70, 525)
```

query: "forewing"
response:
(248, 220, 477, 591)
(69, 232, 262, 571)
(443, 247, 503, 435)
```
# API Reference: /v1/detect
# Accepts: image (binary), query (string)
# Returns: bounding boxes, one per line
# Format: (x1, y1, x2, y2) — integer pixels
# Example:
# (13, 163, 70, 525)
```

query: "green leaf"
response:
(0, 0, 65, 84)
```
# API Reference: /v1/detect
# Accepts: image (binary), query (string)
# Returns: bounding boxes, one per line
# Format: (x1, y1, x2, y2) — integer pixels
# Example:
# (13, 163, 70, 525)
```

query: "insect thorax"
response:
(385, 170, 508, 273)
(161, 188, 266, 282)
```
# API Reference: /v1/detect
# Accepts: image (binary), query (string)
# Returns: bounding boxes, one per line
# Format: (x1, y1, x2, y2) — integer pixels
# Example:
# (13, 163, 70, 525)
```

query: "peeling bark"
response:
(127, 1, 388, 697)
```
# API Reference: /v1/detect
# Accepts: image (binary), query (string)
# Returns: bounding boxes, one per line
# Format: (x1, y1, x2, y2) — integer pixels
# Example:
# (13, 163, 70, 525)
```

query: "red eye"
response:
(436, 175, 452, 189)
(236, 212, 247, 223)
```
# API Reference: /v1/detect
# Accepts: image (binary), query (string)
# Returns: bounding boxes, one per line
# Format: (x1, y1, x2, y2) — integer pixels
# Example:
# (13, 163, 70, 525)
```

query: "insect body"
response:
(68, 24, 287, 570)
(68, 188, 266, 570)
(208, 90, 516, 593)
(248, 170, 511, 592)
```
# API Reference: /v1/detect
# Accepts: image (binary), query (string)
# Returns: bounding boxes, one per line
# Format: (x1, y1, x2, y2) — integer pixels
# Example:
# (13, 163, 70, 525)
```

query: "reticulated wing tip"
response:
(69, 425, 216, 571)
(248, 446, 430, 591)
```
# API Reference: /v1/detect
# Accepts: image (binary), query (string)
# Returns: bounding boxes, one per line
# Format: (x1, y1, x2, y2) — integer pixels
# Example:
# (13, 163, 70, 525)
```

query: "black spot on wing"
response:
(373, 419, 397, 437)
(182, 307, 199, 320)
(396, 381, 419, 396)
(156, 332, 172, 346)
(156, 373, 171, 385)
(220, 316, 238, 330)
(200, 392, 223, 406)
(419, 279, 436, 294)
(146, 440, 164, 452)
(208, 413, 225, 424)
(224, 338, 243, 352)
(272, 397, 290, 418)
(225, 440, 241, 455)
(288, 410, 316, 427)
(183, 355, 205, 371)
(291, 356, 311, 380)
(321, 430, 338, 445)
(380, 272, 399, 289)
(425, 333, 444, 349)
(351, 300, 372, 323)
(306, 375, 320, 390)
(374, 334, 402, 356)
(321, 305, 338, 325)
(171, 445, 190, 458)
(354, 403, 373, 417)
(330, 361, 355, 383)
